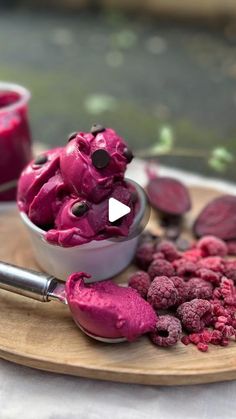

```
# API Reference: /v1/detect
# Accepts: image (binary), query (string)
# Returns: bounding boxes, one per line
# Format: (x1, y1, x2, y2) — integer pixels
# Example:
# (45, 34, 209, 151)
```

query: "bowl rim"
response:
(19, 179, 146, 250)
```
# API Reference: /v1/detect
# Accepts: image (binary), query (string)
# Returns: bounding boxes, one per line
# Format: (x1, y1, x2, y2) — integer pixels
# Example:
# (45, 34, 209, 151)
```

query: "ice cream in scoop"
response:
(65, 272, 157, 341)
(17, 126, 136, 247)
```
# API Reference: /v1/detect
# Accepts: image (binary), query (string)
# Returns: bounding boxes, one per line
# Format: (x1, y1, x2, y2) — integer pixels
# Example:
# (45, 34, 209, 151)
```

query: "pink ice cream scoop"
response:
(17, 147, 63, 214)
(60, 126, 133, 203)
(46, 182, 135, 246)
(65, 272, 157, 341)
(0, 262, 157, 343)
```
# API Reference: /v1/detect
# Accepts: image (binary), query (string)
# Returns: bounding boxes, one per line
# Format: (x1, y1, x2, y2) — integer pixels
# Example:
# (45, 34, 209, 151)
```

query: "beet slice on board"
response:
(146, 175, 191, 216)
(193, 195, 236, 240)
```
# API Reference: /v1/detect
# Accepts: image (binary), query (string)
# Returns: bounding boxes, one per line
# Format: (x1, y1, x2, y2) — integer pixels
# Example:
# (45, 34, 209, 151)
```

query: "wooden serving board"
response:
(0, 185, 236, 386)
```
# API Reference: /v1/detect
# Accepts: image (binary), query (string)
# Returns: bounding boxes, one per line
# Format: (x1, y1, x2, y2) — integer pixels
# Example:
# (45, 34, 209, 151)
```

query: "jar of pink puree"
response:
(0, 82, 32, 201)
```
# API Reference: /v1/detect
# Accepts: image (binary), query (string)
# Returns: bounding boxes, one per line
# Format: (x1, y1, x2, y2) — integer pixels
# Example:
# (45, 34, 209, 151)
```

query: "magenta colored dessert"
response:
(17, 125, 136, 247)
(60, 128, 131, 203)
(47, 182, 135, 246)
(0, 89, 32, 201)
(65, 272, 157, 341)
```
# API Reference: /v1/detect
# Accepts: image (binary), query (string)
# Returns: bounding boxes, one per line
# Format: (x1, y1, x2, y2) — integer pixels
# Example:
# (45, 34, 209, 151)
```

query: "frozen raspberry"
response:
(187, 277, 213, 301)
(150, 315, 182, 347)
(226, 240, 236, 256)
(148, 259, 174, 280)
(184, 329, 212, 351)
(197, 256, 225, 273)
(169, 276, 188, 305)
(199, 329, 213, 343)
(196, 268, 221, 286)
(223, 260, 236, 283)
(210, 330, 223, 345)
(147, 276, 178, 309)
(174, 259, 197, 280)
(128, 271, 151, 299)
(155, 240, 181, 262)
(189, 333, 201, 344)
(197, 235, 227, 257)
(152, 252, 165, 260)
(177, 299, 212, 332)
(181, 335, 190, 345)
(213, 277, 236, 306)
(182, 248, 202, 263)
(197, 342, 208, 352)
(135, 242, 155, 270)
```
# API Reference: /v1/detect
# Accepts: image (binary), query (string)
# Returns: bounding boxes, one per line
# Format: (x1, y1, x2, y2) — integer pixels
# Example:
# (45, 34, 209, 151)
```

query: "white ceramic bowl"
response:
(19, 181, 146, 282)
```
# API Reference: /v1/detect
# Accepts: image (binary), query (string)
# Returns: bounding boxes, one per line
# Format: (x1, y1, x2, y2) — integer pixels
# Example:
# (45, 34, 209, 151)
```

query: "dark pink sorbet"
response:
(65, 273, 157, 341)
(60, 128, 128, 203)
(17, 127, 136, 246)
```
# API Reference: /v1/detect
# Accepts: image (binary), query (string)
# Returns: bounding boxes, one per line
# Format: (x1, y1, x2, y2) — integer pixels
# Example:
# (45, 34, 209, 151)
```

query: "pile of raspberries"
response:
(129, 233, 236, 352)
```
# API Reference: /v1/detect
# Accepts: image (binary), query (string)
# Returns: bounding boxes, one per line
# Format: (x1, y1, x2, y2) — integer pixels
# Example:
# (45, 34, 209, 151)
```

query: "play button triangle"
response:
(108, 197, 131, 223)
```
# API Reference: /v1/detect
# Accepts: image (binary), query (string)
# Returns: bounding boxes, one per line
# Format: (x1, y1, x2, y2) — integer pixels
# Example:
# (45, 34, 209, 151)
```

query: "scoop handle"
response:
(0, 261, 62, 302)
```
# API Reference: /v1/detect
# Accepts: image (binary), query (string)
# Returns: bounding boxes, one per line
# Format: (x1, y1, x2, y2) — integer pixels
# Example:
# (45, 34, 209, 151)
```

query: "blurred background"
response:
(1, 0, 236, 181)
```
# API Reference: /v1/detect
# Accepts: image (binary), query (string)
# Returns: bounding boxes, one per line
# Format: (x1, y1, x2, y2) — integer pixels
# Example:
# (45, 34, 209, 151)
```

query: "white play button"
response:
(108, 198, 131, 223)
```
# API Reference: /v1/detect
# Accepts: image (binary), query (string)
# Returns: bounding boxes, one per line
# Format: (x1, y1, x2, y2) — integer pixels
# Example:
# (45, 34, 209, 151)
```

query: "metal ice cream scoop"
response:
(0, 261, 126, 343)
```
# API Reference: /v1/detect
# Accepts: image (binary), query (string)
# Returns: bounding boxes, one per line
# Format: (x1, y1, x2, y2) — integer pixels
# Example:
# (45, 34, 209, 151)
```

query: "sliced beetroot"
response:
(146, 176, 191, 216)
(193, 195, 236, 240)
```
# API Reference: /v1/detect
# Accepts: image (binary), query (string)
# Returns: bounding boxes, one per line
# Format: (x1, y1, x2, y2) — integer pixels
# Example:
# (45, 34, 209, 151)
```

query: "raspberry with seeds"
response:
(169, 276, 188, 305)
(128, 271, 151, 299)
(197, 235, 227, 257)
(148, 259, 174, 280)
(155, 240, 181, 262)
(152, 252, 165, 260)
(174, 259, 198, 280)
(196, 268, 221, 286)
(147, 276, 178, 309)
(177, 299, 212, 332)
(182, 248, 202, 263)
(187, 277, 213, 301)
(150, 315, 182, 347)
(197, 342, 208, 352)
(181, 335, 190, 345)
(214, 277, 236, 306)
(197, 256, 225, 273)
(135, 241, 155, 270)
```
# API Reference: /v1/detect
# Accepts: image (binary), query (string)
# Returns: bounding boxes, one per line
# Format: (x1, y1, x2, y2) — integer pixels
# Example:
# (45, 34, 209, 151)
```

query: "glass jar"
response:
(0, 82, 32, 201)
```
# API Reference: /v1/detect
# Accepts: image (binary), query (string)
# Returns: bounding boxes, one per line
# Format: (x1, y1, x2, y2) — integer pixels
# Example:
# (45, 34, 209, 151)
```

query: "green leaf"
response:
(147, 126, 174, 154)
(211, 147, 234, 163)
(208, 147, 234, 172)
(208, 157, 226, 172)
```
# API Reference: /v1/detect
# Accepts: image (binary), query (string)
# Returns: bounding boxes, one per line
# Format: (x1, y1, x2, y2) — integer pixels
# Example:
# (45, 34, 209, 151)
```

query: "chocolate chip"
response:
(91, 149, 110, 169)
(90, 124, 105, 135)
(67, 132, 77, 142)
(123, 147, 133, 163)
(34, 155, 48, 165)
(71, 201, 89, 217)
